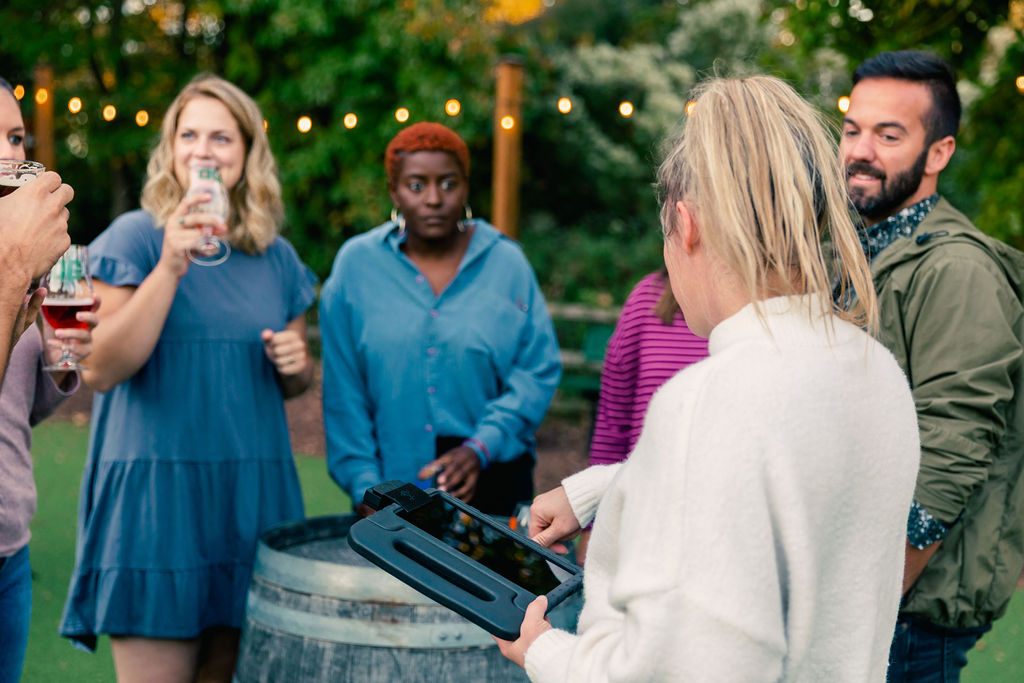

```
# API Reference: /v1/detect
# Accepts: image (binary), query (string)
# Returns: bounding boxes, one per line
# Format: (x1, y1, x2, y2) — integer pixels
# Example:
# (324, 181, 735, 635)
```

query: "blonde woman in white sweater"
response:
(495, 76, 921, 682)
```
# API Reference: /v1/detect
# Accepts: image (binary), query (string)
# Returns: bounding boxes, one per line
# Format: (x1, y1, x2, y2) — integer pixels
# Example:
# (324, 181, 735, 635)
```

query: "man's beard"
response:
(847, 147, 928, 222)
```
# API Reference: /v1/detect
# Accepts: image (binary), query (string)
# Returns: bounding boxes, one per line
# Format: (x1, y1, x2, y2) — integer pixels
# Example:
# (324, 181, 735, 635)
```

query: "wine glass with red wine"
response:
(40, 245, 95, 372)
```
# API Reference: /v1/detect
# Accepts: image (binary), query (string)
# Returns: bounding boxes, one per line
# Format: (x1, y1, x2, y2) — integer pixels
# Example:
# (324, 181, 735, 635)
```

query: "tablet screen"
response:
(397, 497, 565, 595)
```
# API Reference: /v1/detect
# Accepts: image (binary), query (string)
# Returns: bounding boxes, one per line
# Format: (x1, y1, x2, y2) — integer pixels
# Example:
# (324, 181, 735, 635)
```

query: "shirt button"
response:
(425, 424, 433, 433)
(427, 347, 436, 356)
(427, 386, 436, 394)
(415, 275, 425, 283)
(430, 309, 439, 318)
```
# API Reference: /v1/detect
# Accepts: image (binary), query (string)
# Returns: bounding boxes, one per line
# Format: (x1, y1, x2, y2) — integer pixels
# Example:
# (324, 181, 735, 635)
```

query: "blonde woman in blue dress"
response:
(60, 75, 315, 682)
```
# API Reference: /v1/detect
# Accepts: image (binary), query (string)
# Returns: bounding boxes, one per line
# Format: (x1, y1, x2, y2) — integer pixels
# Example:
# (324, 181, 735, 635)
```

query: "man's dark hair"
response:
(853, 50, 961, 144)
(0, 77, 14, 96)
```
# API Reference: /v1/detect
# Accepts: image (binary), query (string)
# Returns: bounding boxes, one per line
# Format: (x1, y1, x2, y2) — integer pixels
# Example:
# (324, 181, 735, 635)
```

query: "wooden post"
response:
(32, 64, 56, 171)
(491, 57, 524, 239)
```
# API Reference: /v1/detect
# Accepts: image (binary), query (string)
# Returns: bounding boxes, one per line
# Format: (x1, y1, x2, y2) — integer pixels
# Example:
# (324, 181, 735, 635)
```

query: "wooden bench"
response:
(547, 302, 619, 399)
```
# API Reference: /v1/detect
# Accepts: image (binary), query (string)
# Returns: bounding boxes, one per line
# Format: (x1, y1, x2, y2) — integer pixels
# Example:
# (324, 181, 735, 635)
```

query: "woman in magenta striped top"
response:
(589, 269, 709, 466)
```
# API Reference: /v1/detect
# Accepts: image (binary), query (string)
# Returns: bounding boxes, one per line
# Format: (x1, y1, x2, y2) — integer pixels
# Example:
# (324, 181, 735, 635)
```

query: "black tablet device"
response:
(347, 481, 583, 640)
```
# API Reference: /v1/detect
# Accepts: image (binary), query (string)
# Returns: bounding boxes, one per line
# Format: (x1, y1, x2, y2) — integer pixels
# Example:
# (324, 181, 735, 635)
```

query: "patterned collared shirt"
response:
(860, 194, 939, 263)
(858, 194, 949, 548)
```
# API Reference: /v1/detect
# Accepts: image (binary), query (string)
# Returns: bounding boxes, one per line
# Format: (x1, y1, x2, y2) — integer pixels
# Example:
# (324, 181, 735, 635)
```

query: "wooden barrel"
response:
(233, 514, 529, 683)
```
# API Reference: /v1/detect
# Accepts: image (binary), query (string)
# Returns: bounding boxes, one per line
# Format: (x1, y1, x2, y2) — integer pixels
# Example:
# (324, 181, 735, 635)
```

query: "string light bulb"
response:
(395, 107, 410, 123)
(343, 113, 357, 129)
(500, 115, 515, 130)
(445, 99, 461, 116)
(68, 97, 83, 114)
(838, 96, 851, 113)
(619, 101, 634, 117)
(1017, 75, 1024, 92)
(102, 105, 117, 122)
(557, 97, 572, 114)
(685, 100, 696, 116)
(12, 85, 25, 100)
(35, 88, 48, 105)
(297, 116, 312, 133)
(135, 110, 149, 127)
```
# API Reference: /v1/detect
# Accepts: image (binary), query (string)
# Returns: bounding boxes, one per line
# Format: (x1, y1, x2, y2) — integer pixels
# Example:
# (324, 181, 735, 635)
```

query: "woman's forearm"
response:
(82, 266, 180, 392)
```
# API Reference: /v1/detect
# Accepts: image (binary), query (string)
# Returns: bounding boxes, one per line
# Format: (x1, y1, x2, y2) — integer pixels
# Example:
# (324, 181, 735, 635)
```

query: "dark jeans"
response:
(468, 451, 534, 516)
(0, 545, 31, 683)
(886, 616, 991, 683)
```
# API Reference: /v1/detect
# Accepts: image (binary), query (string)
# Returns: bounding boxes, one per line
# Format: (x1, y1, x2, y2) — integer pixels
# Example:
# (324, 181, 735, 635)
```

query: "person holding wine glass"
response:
(0, 76, 75, 384)
(0, 75, 95, 683)
(59, 74, 316, 682)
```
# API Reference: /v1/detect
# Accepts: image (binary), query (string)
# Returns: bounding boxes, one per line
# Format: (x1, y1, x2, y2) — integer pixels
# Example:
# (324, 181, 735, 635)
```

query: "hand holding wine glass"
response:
(42, 291, 99, 386)
(40, 245, 96, 372)
(0, 159, 45, 198)
(0, 160, 73, 280)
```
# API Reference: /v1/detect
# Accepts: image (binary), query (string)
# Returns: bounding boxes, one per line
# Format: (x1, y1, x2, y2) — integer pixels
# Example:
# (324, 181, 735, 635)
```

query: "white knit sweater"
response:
(525, 296, 920, 683)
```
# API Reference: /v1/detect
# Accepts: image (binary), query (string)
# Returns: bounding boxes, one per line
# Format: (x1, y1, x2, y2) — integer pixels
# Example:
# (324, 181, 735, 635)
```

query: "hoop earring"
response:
(457, 204, 473, 233)
(390, 206, 405, 235)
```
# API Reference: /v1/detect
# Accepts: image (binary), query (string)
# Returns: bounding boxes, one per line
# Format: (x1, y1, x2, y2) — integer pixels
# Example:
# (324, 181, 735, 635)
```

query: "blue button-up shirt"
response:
(319, 219, 561, 506)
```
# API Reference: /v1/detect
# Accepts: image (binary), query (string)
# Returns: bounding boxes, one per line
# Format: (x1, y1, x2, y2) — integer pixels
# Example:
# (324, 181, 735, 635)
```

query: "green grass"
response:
(23, 420, 349, 682)
(966, 590, 1024, 682)
(21, 421, 1024, 681)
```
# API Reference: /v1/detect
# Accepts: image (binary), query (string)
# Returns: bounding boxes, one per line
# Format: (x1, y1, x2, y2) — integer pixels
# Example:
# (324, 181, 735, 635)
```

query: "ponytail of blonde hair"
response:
(656, 75, 876, 333)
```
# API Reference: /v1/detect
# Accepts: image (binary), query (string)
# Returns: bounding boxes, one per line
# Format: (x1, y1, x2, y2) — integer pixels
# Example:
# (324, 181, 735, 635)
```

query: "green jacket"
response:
(871, 197, 1024, 629)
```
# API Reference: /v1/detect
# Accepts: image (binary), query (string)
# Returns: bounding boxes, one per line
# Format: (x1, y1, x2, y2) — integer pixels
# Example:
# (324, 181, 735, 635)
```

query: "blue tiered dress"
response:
(59, 210, 316, 650)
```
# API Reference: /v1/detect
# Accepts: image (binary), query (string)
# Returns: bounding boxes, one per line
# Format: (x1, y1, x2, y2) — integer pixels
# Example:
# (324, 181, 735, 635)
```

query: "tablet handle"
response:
(363, 480, 432, 513)
(394, 538, 497, 603)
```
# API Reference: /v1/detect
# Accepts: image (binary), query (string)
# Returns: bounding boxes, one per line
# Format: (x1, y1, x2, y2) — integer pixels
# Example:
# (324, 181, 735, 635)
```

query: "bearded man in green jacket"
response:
(841, 49, 1024, 682)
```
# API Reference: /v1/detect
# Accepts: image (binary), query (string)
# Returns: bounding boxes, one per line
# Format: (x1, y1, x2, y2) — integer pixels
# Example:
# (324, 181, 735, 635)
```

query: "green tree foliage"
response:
(964, 36, 1024, 243)
(1, 0, 511, 278)
(218, 0, 510, 276)
(0, 0, 222, 241)
(0, 0, 781, 304)
(515, 0, 776, 304)
(5, 0, 1019, 301)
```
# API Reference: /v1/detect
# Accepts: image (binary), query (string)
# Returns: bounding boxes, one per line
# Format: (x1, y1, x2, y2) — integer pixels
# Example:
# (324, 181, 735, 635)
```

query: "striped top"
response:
(588, 271, 709, 466)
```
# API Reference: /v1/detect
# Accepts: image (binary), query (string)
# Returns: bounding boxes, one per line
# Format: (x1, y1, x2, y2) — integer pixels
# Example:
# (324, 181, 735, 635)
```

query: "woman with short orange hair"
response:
(320, 122, 561, 517)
